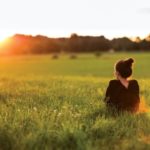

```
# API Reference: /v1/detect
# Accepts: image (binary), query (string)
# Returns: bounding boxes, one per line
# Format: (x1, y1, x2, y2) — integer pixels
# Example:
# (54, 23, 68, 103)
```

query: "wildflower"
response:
(57, 112, 62, 117)
(53, 109, 57, 113)
(17, 109, 21, 112)
(33, 107, 37, 111)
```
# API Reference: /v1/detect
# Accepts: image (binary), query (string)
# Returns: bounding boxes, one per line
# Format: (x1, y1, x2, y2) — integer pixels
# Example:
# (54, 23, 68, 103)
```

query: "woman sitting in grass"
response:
(104, 58, 140, 113)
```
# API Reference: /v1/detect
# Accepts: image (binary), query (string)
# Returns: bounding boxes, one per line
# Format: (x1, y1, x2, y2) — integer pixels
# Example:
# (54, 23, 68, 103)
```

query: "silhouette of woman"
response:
(104, 58, 140, 113)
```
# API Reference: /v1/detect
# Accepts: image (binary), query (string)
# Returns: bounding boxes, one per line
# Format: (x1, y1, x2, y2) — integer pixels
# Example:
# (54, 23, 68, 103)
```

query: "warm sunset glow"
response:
(0, 35, 9, 44)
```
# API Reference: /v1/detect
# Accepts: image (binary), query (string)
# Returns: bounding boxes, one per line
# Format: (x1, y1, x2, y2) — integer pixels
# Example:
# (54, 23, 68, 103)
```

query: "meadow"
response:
(0, 52, 150, 150)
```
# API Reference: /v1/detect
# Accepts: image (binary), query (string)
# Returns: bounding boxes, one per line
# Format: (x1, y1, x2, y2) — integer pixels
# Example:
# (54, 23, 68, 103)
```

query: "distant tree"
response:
(111, 37, 136, 51)
(139, 39, 150, 51)
(134, 36, 141, 43)
(146, 34, 150, 42)
(70, 33, 79, 39)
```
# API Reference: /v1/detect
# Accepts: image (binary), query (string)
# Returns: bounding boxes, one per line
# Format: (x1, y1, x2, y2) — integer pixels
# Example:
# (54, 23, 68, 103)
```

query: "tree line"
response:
(0, 33, 150, 55)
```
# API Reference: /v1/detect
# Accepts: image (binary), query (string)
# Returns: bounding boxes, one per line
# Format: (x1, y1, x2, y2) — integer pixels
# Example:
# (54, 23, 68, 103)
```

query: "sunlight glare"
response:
(0, 34, 9, 45)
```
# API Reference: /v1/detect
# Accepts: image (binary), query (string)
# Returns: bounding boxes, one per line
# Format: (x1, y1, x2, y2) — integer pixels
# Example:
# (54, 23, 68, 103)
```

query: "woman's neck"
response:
(118, 77, 129, 88)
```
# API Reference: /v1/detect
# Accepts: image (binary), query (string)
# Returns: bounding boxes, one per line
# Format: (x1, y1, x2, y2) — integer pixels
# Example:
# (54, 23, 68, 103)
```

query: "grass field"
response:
(0, 52, 150, 150)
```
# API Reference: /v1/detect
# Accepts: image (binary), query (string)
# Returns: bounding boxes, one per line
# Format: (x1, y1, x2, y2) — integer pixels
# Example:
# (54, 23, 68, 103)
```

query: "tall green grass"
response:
(0, 52, 149, 150)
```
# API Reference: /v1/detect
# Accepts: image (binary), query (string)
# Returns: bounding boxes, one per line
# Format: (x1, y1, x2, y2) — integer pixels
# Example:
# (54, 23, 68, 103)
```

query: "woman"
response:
(104, 58, 140, 113)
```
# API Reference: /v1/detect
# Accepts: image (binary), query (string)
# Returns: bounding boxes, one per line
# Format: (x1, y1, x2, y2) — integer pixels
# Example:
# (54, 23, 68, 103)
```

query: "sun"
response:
(0, 34, 10, 45)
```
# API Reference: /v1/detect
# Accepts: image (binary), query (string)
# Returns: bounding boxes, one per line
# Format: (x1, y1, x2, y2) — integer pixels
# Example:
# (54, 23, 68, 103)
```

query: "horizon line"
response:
(4, 32, 150, 41)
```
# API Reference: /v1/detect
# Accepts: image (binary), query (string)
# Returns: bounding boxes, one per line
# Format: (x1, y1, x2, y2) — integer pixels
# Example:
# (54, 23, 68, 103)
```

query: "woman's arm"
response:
(104, 81, 112, 103)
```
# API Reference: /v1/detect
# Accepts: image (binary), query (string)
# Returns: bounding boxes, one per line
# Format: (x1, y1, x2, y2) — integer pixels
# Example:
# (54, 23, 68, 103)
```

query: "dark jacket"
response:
(104, 79, 140, 112)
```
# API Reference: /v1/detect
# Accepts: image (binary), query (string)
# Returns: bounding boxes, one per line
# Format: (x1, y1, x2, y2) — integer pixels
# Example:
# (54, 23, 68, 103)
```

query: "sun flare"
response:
(0, 34, 10, 45)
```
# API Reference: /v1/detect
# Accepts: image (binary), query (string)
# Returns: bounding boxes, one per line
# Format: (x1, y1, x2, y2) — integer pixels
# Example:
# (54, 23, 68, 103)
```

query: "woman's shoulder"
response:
(109, 79, 120, 83)
(129, 79, 139, 87)
(129, 79, 139, 85)
(129, 79, 140, 93)
(109, 79, 120, 85)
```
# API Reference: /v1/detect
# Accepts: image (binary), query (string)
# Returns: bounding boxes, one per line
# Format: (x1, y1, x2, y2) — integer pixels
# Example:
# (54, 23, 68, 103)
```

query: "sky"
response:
(0, 0, 150, 40)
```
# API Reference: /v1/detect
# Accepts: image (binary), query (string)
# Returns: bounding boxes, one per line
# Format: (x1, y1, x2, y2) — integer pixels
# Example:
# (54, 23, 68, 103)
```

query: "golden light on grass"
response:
(138, 97, 150, 113)
(139, 134, 150, 144)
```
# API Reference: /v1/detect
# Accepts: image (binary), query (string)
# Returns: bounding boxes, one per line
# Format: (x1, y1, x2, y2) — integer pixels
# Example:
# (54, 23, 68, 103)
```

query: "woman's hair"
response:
(115, 58, 134, 78)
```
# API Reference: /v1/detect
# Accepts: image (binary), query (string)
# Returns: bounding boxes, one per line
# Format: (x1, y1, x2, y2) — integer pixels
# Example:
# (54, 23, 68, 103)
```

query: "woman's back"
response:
(105, 79, 140, 112)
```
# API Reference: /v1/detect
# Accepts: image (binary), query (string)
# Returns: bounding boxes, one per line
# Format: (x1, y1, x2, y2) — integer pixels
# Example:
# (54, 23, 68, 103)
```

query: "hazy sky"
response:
(0, 0, 150, 40)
